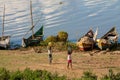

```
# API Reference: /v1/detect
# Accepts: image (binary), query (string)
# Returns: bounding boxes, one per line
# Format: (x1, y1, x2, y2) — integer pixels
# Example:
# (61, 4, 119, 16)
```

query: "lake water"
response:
(0, 0, 120, 45)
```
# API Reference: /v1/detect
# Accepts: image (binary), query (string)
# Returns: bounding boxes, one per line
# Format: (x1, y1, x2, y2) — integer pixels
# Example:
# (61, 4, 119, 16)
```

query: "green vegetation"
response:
(45, 36, 57, 43)
(80, 71, 97, 80)
(0, 68, 10, 80)
(0, 68, 120, 80)
(38, 31, 79, 52)
(57, 31, 68, 42)
(0, 68, 66, 80)
(45, 31, 68, 43)
(101, 69, 120, 80)
(38, 41, 79, 52)
(53, 41, 79, 51)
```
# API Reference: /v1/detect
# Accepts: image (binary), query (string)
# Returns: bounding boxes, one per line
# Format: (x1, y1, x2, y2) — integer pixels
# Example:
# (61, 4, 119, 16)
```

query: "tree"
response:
(45, 36, 57, 43)
(57, 31, 68, 42)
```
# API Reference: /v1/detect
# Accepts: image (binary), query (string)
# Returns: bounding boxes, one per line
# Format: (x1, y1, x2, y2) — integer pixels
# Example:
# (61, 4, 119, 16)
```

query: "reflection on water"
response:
(0, 0, 120, 45)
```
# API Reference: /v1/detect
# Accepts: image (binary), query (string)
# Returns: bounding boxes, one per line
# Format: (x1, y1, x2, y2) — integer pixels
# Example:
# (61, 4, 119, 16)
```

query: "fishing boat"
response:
(0, 5, 10, 49)
(22, 26, 43, 47)
(0, 36, 10, 49)
(97, 27, 118, 50)
(77, 29, 96, 51)
(22, 1, 43, 47)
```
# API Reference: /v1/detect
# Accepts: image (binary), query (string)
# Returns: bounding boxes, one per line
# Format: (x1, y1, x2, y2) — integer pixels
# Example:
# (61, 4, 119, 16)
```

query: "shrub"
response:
(57, 31, 68, 42)
(32, 70, 43, 79)
(54, 42, 67, 51)
(0, 68, 10, 80)
(52, 42, 79, 51)
(41, 70, 52, 80)
(22, 68, 34, 80)
(52, 73, 66, 80)
(39, 41, 48, 46)
(10, 70, 23, 80)
(115, 73, 120, 80)
(101, 69, 120, 80)
(0, 67, 66, 80)
(80, 71, 97, 80)
(66, 42, 79, 51)
(1, 67, 120, 80)
(45, 36, 57, 43)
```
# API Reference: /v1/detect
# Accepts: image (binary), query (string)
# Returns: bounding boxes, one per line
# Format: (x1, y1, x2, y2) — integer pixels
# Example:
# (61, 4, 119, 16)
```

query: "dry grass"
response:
(0, 49, 120, 79)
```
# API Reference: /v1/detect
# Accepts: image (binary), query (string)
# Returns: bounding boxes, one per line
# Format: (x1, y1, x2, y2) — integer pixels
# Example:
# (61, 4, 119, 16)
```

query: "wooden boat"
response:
(22, 1, 43, 47)
(97, 27, 118, 50)
(77, 29, 95, 51)
(22, 26, 43, 47)
(0, 5, 10, 49)
(0, 36, 10, 49)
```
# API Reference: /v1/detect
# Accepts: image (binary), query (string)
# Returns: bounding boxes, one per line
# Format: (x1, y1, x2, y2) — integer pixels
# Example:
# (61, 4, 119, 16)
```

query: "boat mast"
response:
(30, 0, 34, 39)
(2, 4, 5, 37)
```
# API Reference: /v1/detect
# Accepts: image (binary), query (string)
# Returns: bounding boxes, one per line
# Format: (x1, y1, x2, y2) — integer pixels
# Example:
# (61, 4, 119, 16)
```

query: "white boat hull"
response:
(0, 36, 10, 49)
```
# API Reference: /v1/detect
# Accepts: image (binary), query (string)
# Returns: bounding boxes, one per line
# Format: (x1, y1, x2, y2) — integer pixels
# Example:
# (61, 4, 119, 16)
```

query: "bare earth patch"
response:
(0, 49, 120, 79)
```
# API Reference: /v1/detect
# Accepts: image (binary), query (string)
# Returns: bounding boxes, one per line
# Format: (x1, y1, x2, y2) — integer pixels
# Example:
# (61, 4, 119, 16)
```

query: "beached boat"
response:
(97, 27, 118, 50)
(22, 1, 43, 47)
(77, 29, 96, 51)
(0, 36, 10, 49)
(0, 5, 10, 49)
(22, 26, 43, 47)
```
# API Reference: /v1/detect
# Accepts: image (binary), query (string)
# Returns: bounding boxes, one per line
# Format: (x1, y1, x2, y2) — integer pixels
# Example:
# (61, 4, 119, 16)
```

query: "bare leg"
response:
(70, 63, 72, 69)
(49, 58, 52, 64)
(50, 59, 52, 64)
(49, 54, 52, 64)
(67, 62, 69, 69)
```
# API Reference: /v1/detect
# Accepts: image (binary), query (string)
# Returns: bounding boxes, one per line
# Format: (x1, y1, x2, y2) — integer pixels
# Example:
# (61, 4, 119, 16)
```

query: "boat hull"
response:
(97, 27, 118, 50)
(22, 25, 44, 47)
(22, 35, 43, 47)
(77, 29, 95, 51)
(77, 35, 94, 51)
(22, 38, 40, 47)
(78, 43, 93, 51)
(97, 39, 117, 50)
(0, 36, 10, 49)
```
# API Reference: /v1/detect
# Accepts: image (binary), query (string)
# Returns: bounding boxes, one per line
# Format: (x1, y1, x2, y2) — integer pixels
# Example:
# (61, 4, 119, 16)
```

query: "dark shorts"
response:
(49, 54, 52, 60)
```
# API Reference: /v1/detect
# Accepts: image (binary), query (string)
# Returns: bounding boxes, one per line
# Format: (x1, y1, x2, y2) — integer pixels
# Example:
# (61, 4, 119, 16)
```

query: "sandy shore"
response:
(0, 49, 120, 79)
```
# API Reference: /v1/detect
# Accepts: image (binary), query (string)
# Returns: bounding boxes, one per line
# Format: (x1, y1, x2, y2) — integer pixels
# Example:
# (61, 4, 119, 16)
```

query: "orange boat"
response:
(77, 29, 95, 51)
(97, 27, 118, 50)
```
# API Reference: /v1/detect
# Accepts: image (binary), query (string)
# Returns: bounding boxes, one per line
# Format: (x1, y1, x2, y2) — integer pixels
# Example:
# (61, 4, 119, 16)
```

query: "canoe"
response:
(97, 27, 118, 50)
(77, 29, 95, 51)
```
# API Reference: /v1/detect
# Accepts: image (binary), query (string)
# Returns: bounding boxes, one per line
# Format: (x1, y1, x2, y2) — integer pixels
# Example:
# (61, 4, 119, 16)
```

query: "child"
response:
(47, 42, 53, 64)
(67, 45, 72, 69)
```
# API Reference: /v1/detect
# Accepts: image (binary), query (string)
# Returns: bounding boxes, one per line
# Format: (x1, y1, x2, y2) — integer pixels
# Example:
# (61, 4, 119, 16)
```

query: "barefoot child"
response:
(47, 42, 53, 64)
(67, 45, 72, 69)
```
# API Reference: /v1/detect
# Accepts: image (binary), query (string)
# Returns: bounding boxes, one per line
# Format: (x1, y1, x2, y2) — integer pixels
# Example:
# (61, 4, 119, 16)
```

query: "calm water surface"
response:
(0, 0, 120, 45)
